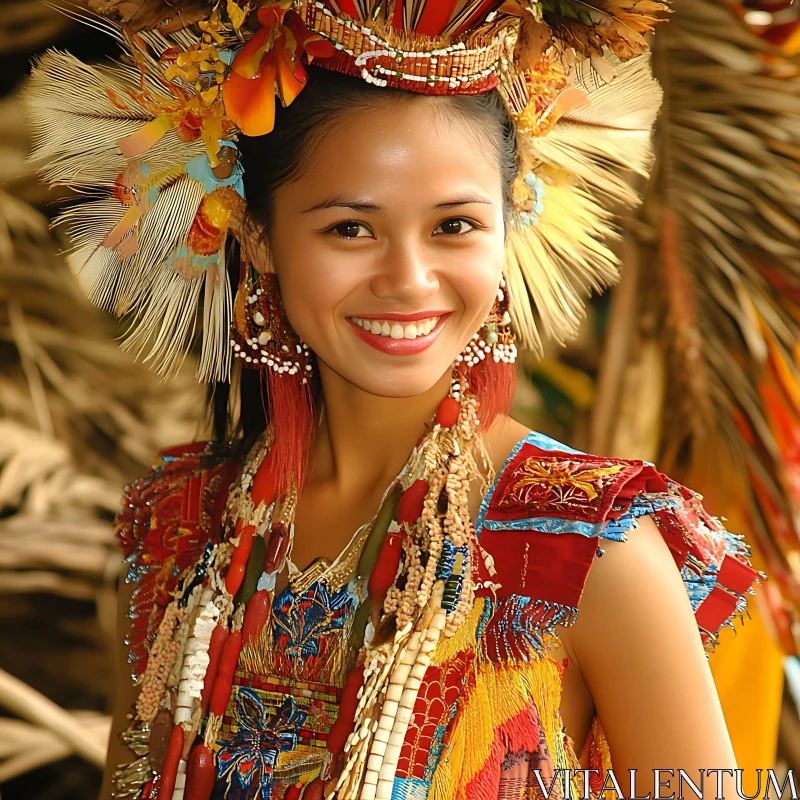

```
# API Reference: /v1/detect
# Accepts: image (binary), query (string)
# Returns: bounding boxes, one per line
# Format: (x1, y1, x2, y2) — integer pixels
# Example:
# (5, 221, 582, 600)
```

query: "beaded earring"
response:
(230, 265, 316, 495)
(457, 276, 518, 368)
(230, 270, 314, 382)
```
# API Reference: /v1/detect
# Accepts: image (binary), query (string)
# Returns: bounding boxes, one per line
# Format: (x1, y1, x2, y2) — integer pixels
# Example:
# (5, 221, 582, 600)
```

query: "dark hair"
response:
(209, 66, 518, 447)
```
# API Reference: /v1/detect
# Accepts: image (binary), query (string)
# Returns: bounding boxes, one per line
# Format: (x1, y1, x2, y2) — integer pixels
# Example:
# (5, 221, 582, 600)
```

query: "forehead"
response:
(289, 100, 503, 201)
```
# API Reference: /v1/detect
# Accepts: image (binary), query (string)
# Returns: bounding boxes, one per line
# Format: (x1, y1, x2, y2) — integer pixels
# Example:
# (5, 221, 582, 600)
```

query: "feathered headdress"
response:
(24, 0, 670, 381)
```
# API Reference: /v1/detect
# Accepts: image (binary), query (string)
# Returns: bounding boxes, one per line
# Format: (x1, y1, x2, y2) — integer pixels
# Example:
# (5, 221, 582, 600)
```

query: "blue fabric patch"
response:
(186, 138, 245, 196)
(391, 777, 432, 799)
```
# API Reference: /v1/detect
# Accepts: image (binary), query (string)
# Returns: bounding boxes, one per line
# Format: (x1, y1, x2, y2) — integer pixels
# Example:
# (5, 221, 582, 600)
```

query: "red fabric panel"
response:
(695, 555, 759, 636)
(182, 473, 203, 525)
(398, 653, 469, 779)
(695, 588, 738, 638)
(334, 0, 358, 20)
(485, 444, 646, 526)
(717, 553, 760, 594)
(477, 528, 597, 606)
(393, 0, 404, 29)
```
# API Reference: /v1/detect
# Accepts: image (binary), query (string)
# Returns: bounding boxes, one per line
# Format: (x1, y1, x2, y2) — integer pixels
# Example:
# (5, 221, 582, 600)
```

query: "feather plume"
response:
(24, 0, 666, 385)
(539, 0, 672, 60)
(509, 53, 662, 351)
(23, 30, 233, 382)
(611, 0, 800, 645)
(25, 50, 206, 189)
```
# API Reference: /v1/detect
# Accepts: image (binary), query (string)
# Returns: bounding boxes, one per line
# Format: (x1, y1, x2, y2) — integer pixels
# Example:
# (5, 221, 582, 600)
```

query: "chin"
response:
(341, 362, 453, 399)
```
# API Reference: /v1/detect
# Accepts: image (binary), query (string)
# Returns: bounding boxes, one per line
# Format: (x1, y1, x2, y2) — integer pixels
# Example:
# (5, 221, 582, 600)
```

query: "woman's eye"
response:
(434, 218, 475, 236)
(331, 221, 371, 239)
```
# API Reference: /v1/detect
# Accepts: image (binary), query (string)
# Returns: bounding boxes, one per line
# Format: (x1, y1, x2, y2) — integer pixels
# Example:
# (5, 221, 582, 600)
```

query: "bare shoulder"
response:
(571, 514, 700, 657)
(542, 514, 698, 700)
(567, 514, 737, 769)
(480, 415, 532, 474)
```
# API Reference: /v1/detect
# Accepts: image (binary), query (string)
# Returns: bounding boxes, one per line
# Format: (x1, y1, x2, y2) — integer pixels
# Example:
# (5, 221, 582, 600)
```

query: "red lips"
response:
(347, 314, 450, 355)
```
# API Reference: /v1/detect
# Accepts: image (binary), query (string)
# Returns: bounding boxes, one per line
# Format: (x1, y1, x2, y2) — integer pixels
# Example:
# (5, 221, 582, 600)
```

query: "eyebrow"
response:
(435, 194, 493, 209)
(302, 198, 382, 213)
(302, 193, 493, 214)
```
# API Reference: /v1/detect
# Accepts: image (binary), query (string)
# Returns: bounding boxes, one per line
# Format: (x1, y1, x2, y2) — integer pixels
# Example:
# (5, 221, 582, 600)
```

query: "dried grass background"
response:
(0, 4, 204, 796)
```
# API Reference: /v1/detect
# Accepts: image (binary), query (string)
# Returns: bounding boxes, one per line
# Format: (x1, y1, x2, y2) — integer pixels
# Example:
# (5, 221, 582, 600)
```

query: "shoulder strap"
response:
(115, 440, 239, 679)
(475, 433, 763, 655)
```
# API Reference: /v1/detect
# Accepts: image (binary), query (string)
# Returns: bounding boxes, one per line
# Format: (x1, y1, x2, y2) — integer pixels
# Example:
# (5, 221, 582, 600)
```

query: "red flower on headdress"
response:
(222, 3, 335, 136)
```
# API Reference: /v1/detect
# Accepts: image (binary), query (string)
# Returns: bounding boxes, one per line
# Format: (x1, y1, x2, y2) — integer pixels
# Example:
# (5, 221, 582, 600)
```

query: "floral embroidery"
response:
(216, 690, 306, 799)
(503, 457, 624, 509)
(269, 581, 356, 679)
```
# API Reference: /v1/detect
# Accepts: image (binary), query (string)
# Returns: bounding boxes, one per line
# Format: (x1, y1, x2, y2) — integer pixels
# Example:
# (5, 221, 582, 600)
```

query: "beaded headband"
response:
(24, 0, 670, 381)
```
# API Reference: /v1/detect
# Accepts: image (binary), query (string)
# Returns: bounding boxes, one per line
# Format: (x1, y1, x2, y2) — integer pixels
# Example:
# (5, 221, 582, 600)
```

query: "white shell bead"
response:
(385, 684, 403, 702)
(378, 762, 396, 781)
(373, 727, 390, 743)
(370, 739, 387, 756)
(381, 699, 398, 717)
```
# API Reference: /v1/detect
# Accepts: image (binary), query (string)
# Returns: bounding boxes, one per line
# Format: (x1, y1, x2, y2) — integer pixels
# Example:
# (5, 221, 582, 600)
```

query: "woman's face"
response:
(267, 99, 506, 398)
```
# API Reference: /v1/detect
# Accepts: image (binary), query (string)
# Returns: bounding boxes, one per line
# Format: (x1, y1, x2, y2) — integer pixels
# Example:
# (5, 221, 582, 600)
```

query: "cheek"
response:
(270, 236, 356, 338)
(445, 240, 506, 327)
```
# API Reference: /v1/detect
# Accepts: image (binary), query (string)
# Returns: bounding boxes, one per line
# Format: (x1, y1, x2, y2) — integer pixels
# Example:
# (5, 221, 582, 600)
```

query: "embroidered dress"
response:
(114, 430, 762, 800)
(213, 580, 362, 798)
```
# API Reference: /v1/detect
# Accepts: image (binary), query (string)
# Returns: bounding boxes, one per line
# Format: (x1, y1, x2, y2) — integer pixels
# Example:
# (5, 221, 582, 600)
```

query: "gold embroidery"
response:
(502, 458, 625, 512)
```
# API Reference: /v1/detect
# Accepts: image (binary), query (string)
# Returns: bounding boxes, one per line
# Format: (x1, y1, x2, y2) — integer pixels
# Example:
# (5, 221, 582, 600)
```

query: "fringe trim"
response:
(480, 596, 579, 662)
(429, 656, 568, 800)
(430, 596, 484, 666)
(464, 707, 541, 800)
(586, 716, 615, 799)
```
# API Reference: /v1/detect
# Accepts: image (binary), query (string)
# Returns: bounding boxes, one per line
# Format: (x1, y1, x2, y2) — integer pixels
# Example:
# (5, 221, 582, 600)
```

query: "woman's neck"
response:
(309, 364, 453, 495)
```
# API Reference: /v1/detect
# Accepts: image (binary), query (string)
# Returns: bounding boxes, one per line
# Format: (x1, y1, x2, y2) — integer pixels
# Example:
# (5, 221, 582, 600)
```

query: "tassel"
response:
(466, 359, 515, 432)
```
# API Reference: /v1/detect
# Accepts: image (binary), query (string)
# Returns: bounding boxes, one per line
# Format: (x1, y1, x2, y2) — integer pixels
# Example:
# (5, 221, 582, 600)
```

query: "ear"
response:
(228, 194, 273, 275)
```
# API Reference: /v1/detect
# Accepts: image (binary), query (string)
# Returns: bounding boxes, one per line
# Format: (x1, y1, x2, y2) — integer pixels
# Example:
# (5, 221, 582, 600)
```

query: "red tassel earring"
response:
(459, 276, 517, 430)
(230, 265, 315, 494)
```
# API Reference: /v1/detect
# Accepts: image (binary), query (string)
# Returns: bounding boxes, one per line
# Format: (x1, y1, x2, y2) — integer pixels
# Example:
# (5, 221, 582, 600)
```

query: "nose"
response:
(369, 240, 440, 304)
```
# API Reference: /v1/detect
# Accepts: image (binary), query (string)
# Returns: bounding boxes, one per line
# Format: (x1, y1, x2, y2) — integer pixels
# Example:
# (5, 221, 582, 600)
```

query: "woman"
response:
(25, 2, 762, 798)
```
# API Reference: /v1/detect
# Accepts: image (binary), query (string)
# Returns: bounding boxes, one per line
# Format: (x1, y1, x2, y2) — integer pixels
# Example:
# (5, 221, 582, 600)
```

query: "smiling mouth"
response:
(346, 313, 450, 355)
(348, 316, 441, 340)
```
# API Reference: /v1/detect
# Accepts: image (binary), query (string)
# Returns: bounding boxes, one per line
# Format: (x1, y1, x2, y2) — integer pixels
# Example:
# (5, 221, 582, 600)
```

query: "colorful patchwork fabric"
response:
(115, 440, 240, 679)
(390, 432, 763, 799)
(476, 432, 762, 654)
(214, 579, 361, 796)
(116, 431, 763, 799)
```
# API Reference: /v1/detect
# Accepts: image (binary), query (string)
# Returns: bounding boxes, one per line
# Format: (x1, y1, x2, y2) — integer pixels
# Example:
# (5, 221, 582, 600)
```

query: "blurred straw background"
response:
(0, 3, 202, 796)
(1, 0, 799, 797)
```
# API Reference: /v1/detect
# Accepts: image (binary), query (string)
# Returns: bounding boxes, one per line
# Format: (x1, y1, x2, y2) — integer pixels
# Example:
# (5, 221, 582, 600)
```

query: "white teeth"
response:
(350, 316, 441, 340)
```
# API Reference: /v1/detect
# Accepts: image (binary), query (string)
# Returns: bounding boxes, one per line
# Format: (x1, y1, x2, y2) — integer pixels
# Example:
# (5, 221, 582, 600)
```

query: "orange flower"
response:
(222, 5, 335, 136)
